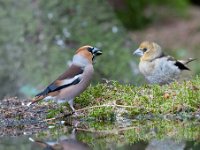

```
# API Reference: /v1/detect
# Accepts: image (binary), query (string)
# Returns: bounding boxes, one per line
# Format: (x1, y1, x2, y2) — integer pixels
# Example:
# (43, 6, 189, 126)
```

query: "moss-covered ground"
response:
(48, 76, 200, 122)
(43, 77, 200, 148)
(1, 76, 200, 149)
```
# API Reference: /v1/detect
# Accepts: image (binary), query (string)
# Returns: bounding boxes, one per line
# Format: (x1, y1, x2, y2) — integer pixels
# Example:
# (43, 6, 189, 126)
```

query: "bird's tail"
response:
(179, 58, 197, 64)
(27, 95, 45, 106)
(27, 88, 49, 106)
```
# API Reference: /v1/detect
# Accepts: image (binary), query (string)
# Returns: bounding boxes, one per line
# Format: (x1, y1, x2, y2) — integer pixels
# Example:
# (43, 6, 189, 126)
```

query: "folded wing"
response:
(35, 65, 83, 97)
(166, 56, 190, 70)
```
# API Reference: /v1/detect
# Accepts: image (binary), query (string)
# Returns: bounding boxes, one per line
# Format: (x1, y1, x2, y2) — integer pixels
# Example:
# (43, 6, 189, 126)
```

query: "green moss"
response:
(88, 106, 116, 122)
(74, 76, 200, 121)
(43, 76, 200, 148)
(47, 76, 200, 122)
(46, 106, 65, 119)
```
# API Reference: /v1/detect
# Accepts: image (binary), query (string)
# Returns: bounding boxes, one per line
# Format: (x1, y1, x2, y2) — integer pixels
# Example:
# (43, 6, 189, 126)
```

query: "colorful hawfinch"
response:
(28, 45, 102, 111)
(133, 41, 195, 85)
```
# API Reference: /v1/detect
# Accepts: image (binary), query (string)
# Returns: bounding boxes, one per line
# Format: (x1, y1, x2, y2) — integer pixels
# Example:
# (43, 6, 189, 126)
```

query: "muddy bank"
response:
(0, 97, 61, 136)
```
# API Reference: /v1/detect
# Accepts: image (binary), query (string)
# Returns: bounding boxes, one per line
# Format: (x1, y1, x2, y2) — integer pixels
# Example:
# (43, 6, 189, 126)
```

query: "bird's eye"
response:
(87, 47, 94, 53)
(143, 48, 147, 52)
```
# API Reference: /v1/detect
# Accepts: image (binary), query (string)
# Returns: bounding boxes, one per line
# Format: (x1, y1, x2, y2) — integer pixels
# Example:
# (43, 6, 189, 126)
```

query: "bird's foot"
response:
(72, 111, 78, 116)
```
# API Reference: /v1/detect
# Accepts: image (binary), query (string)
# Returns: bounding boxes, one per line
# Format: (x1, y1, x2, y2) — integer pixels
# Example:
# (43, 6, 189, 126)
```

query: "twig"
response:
(76, 104, 137, 112)
(76, 126, 138, 134)
(42, 112, 74, 122)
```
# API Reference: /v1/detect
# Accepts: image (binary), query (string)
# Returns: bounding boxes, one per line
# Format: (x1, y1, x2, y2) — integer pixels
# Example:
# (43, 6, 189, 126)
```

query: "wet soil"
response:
(0, 97, 60, 136)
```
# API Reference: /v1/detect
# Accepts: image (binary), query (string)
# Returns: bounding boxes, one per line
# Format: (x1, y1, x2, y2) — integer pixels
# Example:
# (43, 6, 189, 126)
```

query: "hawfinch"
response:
(28, 45, 102, 112)
(133, 41, 195, 85)
(29, 129, 90, 150)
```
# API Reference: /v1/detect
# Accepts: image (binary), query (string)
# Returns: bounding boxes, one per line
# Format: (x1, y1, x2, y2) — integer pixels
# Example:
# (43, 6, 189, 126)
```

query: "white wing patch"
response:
(61, 74, 82, 86)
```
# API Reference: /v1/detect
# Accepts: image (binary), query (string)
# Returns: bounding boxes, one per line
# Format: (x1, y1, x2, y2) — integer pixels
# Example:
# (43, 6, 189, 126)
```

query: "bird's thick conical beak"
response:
(133, 48, 144, 56)
(93, 47, 102, 56)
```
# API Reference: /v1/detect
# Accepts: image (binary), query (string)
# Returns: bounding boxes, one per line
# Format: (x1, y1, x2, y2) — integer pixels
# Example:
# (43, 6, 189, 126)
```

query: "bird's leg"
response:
(68, 99, 79, 116)
(68, 99, 76, 113)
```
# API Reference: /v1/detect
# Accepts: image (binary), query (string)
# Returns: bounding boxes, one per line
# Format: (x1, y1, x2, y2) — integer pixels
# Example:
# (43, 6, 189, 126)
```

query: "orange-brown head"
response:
(73, 45, 102, 66)
(133, 41, 164, 61)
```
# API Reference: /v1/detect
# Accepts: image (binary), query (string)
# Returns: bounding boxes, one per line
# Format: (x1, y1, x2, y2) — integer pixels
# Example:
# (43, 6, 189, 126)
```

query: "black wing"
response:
(35, 77, 81, 97)
(174, 61, 190, 70)
(35, 65, 83, 97)
(167, 56, 190, 70)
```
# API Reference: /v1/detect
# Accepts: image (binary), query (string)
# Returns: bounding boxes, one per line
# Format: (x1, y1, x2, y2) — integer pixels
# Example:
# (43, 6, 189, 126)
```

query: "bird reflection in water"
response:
(30, 128, 90, 150)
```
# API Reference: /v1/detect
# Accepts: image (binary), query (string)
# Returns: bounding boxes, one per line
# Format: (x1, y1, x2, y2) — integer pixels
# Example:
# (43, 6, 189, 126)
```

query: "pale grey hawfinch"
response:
(28, 45, 102, 112)
(133, 41, 195, 85)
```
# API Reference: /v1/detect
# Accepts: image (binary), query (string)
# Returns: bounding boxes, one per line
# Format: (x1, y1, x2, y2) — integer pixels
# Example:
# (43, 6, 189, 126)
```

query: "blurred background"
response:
(0, 0, 199, 99)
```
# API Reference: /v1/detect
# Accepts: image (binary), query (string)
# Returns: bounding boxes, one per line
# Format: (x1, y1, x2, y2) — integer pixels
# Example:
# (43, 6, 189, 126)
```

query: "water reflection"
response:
(1, 120, 200, 150)
(30, 128, 90, 150)
(2, 136, 200, 150)
(0, 136, 32, 150)
(146, 139, 185, 150)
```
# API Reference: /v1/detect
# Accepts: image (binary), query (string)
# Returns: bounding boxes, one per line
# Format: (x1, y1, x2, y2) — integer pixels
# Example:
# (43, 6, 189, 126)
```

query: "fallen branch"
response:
(76, 104, 137, 112)
(42, 112, 74, 122)
(76, 126, 138, 134)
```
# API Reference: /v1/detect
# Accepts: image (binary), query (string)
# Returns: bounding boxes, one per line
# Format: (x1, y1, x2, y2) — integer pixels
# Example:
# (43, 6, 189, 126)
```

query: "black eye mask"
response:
(87, 47, 94, 53)
(87, 47, 102, 61)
